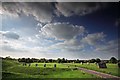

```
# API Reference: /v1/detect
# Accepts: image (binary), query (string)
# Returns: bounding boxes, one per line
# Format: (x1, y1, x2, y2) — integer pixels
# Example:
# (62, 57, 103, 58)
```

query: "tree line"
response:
(2, 56, 119, 64)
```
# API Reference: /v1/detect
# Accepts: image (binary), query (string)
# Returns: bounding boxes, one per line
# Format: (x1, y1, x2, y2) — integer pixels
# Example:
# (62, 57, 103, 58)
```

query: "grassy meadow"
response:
(64, 63, 120, 77)
(2, 60, 99, 79)
(2, 59, 120, 80)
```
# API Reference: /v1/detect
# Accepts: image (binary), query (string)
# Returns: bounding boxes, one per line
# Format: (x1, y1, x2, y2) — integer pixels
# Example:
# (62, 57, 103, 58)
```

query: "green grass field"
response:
(2, 60, 120, 80)
(64, 63, 120, 77)
(2, 60, 99, 79)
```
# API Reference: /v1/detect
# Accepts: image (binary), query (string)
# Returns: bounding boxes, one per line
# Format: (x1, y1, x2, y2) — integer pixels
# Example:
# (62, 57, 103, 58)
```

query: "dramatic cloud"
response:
(81, 32, 106, 45)
(47, 34, 86, 53)
(41, 22, 85, 40)
(95, 39, 119, 54)
(40, 22, 86, 52)
(55, 2, 107, 17)
(2, 2, 53, 23)
(1, 2, 108, 21)
(0, 31, 20, 39)
(1, 2, 118, 59)
(0, 2, 2, 15)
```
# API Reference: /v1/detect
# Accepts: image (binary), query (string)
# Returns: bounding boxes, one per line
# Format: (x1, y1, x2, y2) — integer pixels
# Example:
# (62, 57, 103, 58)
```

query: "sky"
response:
(0, 2, 119, 60)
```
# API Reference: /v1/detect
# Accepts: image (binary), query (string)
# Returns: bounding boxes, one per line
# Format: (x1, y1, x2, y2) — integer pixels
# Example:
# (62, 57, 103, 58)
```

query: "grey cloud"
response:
(62, 44, 84, 52)
(81, 32, 106, 45)
(2, 2, 52, 23)
(2, 2, 21, 17)
(0, 31, 20, 39)
(2, 45, 27, 53)
(41, 22, 86, 52)
(41, 23, 86, 51)
(55, 2, 107, 17)
(41, 22, 85, 40)
(50, 38, 84, 52)
(95, 39, 119, 54)
(95, 39, 120, 57)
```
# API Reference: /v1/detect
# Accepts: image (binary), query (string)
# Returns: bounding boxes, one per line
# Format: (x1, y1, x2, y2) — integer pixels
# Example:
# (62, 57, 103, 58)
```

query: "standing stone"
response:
(28, 63, 31, 67)
(87, 62, 90, 65)
(23, 63, 25, 66)
(53, 64, 56, 71)
(95, 62, 98, 65)
(44, 64, 46, 68)
(54, 64, 56, 68)
(75, 65, 77, 67)
(81, 62, 83, 65)
(25, 63, 27, 66)
(68, 66, 69, 68)
(96, 62, 98, 65)
(35, 64, 38, 67)
(98, 62, 107, 68)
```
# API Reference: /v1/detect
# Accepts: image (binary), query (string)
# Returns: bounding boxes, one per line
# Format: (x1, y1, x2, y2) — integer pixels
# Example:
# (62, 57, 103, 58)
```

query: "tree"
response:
(96, 58, 101, 63)
(110, 57, 117, 64)
(40, 58, 46, 63)
(32, 58, 39, 62)
(75, 59, 80, 63)
(48, 59, 53, 63)
(18, 58, 26, 62)
(57, 58, 61, 63)
(62, 58, 66, 63)
(89, 59, 96, 63)
(5, 56, 12, 60)
(26, 58, 33, 63)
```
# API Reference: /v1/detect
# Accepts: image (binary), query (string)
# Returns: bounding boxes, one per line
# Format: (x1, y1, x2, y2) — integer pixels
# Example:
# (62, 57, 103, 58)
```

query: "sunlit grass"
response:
(66, 63, 120, 77)
(2, 60, 98, 78)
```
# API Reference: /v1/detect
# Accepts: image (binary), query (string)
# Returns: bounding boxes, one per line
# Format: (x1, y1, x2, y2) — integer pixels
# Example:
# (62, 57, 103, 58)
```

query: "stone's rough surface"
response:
(98, 62, 107, 68)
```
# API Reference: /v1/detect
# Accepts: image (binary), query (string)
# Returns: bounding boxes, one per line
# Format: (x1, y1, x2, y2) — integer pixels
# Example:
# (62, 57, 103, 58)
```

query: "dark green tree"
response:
(110, 57, 117, 64)
(62, 58, 66, 63)
(96, 58, 101, 63)
(57, 58, 61, 63)
(89, 59, 96, 63)
(5, 56, 12, 60)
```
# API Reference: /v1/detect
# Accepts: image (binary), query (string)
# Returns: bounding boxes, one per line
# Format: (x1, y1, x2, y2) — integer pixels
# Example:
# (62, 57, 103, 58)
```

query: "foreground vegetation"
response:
(2, 60, 99, 79)
(64, 63, 120, 77)
(2, 56, 119, 79)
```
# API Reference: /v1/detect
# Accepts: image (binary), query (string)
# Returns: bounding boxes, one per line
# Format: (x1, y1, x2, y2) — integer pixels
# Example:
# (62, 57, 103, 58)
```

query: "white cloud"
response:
(0, 2, 2, 15)
(2, 2, 53, 23)
(1, 36, 50, 54)
(55, 2, 107, 17)
(49, 37, 84, 52)
(1, 2, 118, 59)
(41, 22, 85, 40)
(1, 38, 28, 53)
(81, 32, 106, 45)
(0, 31, 20, 39)
(0, 31, 61, 55)
(38, 23, 85, 52)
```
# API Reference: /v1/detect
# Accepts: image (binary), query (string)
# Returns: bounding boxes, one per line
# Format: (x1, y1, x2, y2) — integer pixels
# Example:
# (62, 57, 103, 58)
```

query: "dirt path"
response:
(78, 67, 120, 79)
(63, 63, 120, 79)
